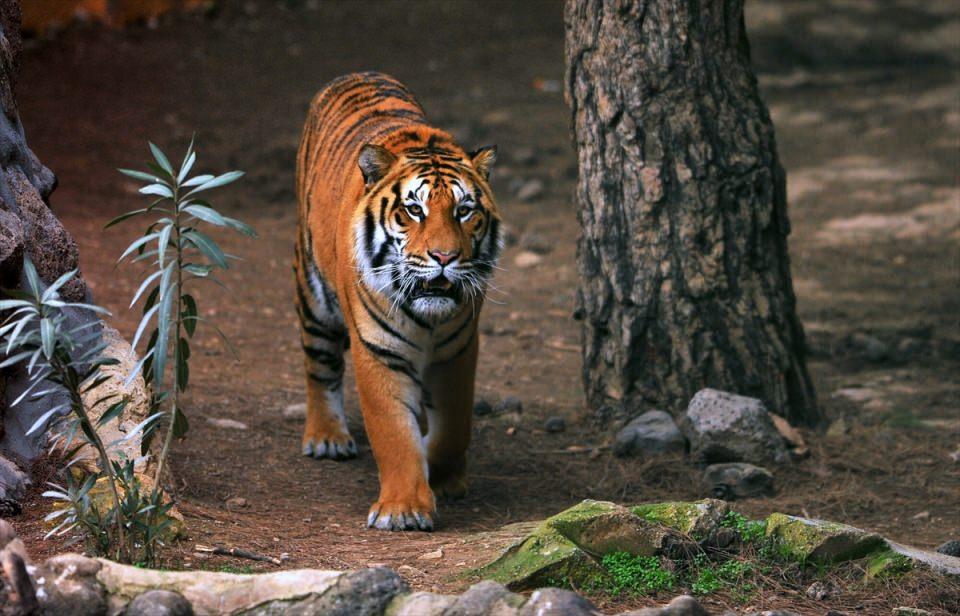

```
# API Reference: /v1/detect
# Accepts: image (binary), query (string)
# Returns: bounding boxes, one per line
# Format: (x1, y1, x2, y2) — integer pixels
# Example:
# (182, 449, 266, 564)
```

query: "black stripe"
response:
(437, 311, 473, 348)
(358, 285, 421, 350)
(357, 334, 422, 388)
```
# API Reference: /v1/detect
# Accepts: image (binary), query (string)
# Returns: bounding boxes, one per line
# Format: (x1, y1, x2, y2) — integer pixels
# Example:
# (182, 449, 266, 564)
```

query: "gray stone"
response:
(519, 232, 553, 255)
(514, 178, 544, 202)
(34, 554, 107, 616)
(614, 410, 686, 457)
(624, 595, 709, 615)
(125, 590, 194, 616)
(886, 541, 960, 576)
(849, 332, 889, 362)
(447, 580, 524, 615)
(935, 540, 960, 557)
(683, 389, 789, 465)
(805, 580, 833, 600)
(764, 513, 885, 564)
(494, 396, 522, 415)
(473, 399, 493, 416)
(703, 462, 774, 500)
(544, 416, 566, 433)
(0, 453, 28, 500)
(511, 146, 539, 166)
(386, 592, 457, 616)
(519, 588, 598, 615)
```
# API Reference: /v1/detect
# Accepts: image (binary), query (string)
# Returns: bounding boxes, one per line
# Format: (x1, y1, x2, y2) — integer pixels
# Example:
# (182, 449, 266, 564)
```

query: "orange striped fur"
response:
(294, 72, 501, 531)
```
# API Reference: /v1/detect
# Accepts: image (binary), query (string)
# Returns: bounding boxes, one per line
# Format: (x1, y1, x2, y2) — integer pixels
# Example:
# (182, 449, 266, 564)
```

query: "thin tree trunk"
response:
(565, 0, 820, 425)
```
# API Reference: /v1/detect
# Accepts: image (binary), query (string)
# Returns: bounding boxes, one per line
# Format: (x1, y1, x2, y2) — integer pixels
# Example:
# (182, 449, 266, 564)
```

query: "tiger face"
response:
(353, 143, 501, 321)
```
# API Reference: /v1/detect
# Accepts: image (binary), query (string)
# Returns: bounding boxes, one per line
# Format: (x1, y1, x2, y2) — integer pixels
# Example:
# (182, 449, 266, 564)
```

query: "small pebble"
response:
(282, 403, 306, 419)
(494, 396, 523, 414)
(544, 416, 566, 433)
(207, 417, 248, 430)
(513, 251, 542, 268)
(473, 400, 493, 416)
(805, 580, 832, 601)
(225, 496, 249, 510)
(514, 178, 544, 202)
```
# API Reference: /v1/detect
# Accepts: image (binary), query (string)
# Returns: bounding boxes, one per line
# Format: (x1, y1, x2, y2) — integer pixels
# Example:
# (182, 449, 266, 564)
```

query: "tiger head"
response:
(353, 139, 501, 321)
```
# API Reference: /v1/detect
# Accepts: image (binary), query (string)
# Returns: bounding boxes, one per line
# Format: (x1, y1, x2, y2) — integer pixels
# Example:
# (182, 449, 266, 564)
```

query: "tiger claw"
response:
(366, 505, 434, 531)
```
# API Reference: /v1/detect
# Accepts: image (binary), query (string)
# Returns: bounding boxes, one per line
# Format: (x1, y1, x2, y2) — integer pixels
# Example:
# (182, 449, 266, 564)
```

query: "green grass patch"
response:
(720, 511, 767, 543)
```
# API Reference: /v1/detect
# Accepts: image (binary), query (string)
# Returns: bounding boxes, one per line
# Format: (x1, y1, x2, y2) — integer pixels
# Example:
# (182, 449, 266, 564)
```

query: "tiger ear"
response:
(358, 144, 397, 188)
(469, 145, 497, 180)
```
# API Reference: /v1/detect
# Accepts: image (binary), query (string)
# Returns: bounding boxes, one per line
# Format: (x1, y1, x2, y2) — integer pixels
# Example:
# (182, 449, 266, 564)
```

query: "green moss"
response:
(865, 549, 913, 579)
(631, 499, 727, 539)
(473, 521, 606, 590)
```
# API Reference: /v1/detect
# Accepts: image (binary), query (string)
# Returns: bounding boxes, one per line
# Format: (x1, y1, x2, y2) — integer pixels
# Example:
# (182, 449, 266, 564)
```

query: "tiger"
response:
(294, 72, 501, 531)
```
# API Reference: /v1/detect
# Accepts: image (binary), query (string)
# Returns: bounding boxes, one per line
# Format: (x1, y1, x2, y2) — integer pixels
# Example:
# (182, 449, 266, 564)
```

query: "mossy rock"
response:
(864, 548, 914, 579)
(545, 500, 675, 558)
(631, 499, 729, 539)
(765, 513, 885, 564)
(473, 521, 606, 590)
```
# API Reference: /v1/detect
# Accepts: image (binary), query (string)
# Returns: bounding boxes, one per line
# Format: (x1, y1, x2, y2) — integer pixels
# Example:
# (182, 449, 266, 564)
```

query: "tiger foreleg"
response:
(296, 251, 356, 460)
(354, 345, 435, 531)
(424, 331, 478, 501)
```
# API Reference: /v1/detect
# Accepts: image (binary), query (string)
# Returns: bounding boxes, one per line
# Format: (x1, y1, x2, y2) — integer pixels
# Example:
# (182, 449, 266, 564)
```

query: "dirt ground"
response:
(9, 1, 959, 613)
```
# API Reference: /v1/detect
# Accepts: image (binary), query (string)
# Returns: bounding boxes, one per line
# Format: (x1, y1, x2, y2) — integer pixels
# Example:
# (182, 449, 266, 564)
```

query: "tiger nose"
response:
(428, 249, 460, 266)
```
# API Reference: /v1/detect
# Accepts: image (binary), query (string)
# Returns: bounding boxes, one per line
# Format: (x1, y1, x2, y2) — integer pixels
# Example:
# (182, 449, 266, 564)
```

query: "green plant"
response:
(689, 554, 757, 600)
(110, 139, 254, 489)
(600, 552, 676, 595)
(721, 511, 767, 544)
(0, 258, 149, 561)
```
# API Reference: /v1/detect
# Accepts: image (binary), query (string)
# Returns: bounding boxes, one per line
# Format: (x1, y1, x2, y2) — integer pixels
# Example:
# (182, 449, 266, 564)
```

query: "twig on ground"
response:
(530, 444, 610, 455)
(194, 544, 281, 565)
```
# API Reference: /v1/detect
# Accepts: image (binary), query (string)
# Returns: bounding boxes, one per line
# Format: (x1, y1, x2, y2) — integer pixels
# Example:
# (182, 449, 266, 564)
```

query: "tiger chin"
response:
(294, 72, 502, 531)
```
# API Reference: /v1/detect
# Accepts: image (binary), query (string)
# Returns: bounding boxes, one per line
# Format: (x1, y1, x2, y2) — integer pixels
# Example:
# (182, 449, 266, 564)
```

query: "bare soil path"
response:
(10, 1, 959, 612)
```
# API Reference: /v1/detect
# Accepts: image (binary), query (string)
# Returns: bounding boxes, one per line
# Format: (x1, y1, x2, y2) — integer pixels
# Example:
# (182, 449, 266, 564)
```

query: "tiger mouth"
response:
(410, 276, 459, 300)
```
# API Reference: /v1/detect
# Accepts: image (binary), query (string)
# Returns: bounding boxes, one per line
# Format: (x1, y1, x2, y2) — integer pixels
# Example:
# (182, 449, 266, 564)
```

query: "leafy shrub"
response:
(721, 511, 767, 544)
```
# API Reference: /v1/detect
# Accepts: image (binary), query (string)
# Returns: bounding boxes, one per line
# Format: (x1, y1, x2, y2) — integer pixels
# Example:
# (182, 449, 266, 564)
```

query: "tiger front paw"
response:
(430, 473, 468, 501)
(302, 429, 358, 460)
(366, 498, 435, 532)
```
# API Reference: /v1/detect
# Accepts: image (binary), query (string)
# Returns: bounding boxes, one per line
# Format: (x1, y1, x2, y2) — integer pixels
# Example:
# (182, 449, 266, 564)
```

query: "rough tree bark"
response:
(565, 0, 820, 425)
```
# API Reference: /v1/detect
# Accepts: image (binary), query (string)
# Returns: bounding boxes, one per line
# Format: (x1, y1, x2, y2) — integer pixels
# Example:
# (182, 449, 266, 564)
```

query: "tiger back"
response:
(294, 72, 501, 531)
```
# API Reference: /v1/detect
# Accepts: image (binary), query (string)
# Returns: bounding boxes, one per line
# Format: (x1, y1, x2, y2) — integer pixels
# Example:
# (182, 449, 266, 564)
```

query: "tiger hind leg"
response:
(295, 240, 356, 460)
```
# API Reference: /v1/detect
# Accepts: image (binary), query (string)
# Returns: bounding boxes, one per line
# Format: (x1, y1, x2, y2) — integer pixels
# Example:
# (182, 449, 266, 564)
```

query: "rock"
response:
(805, 580, 833, 600)
(386, 592, 457, 616)
(73, 325, 152, 475)
(447, 580, 525, 615)
(702, 463, 775, 500)
(473, 399, 494, 416)
(513, 250, 543, 268)
(495, 396, 523, 415)
(625, 594, 709, 615)
(548, 500, 677, 557)
(225, 496, 249, 510)
(849, 332, 889, 362)
(0, 453, 28, 500)
(514, 178, 544, 202)
(544, 416, 565, 433)
(205, 417, 248, 430)
(683, 389, 789, 465)
(631, 499, 730, 539)
(417, 547, 443, 561)
(885, 541, 960, 576)
(519, 231, 553, 255)
(613, 410, 685, 458)
(893, 609, 932, 616)
(282, 402, 306, 419)
(826, 417, 850, 439)
(34, 554, 107, 616)
(510, 146, 539, 166)
(935, 540, 960, 557)
(519, 588, 599, 615)
(764, 513, 885, 564)
(832, 387, 881, 404)
(125, 590, 194, 616)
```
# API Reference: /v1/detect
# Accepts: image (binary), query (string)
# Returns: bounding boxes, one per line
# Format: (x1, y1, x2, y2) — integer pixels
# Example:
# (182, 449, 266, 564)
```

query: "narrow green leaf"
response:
(118, 168, 167, 184)
(40, 317, 55, 359)
(184, 170, 244, 196)
(181, 173, 214, 187)
(183, 230, 228, 269)
(183, 203, 227, 226)
(139, 183, 174, 199)
(172, 406, 189, 438)
(182, 294, 198, 337)
(149, 142, 174, 175)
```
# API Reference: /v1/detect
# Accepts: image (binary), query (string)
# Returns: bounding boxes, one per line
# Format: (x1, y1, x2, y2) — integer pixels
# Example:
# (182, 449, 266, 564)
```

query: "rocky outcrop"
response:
(0, 1, 150, 506)
(682, 389, 790, 466)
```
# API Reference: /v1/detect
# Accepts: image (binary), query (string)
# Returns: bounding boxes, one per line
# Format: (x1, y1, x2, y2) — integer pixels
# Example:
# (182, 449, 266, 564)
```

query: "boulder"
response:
(613, 410, 686, 458)
(935, 540, 960, 558)
(386, 592, 458, 616)
(631, 499, 730, 539)
(125, 590, 194, 616)
(683, 389, 789, 465)
(445, 580, 525, 615)
(885, 541, 960, 576)
(702, 463, 775, 500)
(764, 513, 885, 564)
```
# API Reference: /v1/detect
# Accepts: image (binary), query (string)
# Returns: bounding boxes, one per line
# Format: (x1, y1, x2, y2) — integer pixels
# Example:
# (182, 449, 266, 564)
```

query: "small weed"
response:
(689, 555, 757, 600)
(721, 511, 767, 543)
(217, 564, 257, 574)
(600, 552, 676, 595)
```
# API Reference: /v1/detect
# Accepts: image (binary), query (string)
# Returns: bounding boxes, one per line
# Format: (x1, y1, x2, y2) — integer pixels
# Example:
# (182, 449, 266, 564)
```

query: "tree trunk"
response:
(564, 0, 820, 426)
